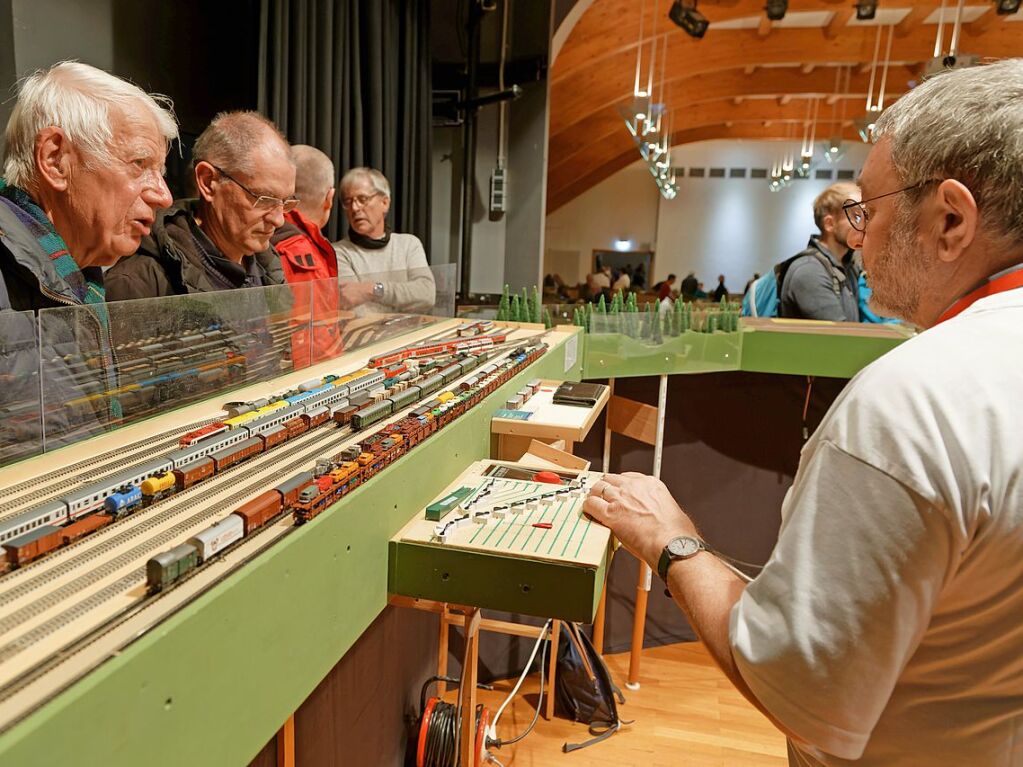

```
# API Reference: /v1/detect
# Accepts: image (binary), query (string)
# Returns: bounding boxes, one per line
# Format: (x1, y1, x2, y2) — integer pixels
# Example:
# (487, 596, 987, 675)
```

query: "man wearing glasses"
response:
(778, 181, 861, 322)
(333, 167, 436, 315)
(585, 60, 1023, 766)
(106, 111, 293, 299)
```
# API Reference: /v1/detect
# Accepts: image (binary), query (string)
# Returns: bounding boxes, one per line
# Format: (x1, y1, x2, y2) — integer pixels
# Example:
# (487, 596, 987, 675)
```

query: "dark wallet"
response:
(551, 381, 606, 408)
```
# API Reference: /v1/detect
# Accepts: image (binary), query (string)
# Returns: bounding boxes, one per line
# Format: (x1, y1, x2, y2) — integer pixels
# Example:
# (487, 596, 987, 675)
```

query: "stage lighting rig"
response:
(765, 0, 788, 21)
(855, 0, 878, 20)
(669, 0, 710, 39)
(996, 0, 1021, 14)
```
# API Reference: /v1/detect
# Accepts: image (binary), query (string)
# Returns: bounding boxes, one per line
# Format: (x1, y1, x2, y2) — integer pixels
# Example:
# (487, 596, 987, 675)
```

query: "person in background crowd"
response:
(612, 267, 631, 292)
(106, 110, 291, 300)
(680, 271, 698, 300)
(694, 281, 707, 299)
(585, 59, 1023, 767)
(587, 263, 611, 300)
(333, 167, 435, 315)
(633, 261, 646, 289)
(0, 61, 177, 439)
(655, 273, 677, 301)
(743, 273, 761, 295)
(0, 61, 176, 312)
(778, 181, 860, 321)
(270, 144, 343, 363)
(712, 274, 728, 302)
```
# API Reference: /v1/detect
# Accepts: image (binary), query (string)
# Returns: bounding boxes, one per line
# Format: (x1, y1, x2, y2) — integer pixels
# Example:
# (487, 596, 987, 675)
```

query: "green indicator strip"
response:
(476, 481, 525, 546)
(515, 503, 551, 551)
(560, 499, 585, 558)
(534, 501, 566, 554)
(546, 499, 575, 556)
(497, 502, 541, 549)
(573, 516, 593, 559)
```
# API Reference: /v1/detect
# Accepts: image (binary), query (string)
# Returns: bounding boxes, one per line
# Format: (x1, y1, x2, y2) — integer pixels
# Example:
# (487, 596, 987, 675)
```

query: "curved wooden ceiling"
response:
(547, 0, 1023, 211)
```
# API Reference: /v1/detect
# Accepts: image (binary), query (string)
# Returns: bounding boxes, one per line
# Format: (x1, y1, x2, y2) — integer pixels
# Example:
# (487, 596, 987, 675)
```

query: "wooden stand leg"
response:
(459, 608, 482, 767)
(592, 584, 608, 655)
(627, 564, 651, 689)
(545, 620, 560, 720)
(276, 714, 295, 767)
(437, 604, 450, 697)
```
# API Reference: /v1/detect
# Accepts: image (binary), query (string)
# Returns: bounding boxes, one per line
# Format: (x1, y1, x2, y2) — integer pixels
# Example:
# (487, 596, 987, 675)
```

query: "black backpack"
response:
(554, 622, 629, 752)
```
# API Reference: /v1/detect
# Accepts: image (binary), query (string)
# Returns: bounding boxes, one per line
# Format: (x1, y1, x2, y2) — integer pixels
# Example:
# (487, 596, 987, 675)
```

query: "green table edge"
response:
(0, 332, 583, 767)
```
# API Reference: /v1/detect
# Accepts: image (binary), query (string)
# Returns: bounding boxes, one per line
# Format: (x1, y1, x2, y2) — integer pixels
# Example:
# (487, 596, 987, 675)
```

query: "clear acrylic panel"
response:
(37, 282, 444, 454)
(0, 309, 42, 465)
(336, 262, 455, 319)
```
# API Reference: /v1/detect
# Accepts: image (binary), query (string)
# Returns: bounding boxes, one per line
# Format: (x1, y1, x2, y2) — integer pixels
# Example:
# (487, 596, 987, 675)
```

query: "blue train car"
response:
(104, 485, 143, 516)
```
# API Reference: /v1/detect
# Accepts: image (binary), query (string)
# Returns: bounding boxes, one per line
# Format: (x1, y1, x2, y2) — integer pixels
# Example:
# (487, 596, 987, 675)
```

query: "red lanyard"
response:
(936, 266, 1023, 325)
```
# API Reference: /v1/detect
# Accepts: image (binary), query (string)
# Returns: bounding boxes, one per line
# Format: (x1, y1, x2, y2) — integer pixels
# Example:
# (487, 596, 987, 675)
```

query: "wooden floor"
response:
(452, 642, 788, 767)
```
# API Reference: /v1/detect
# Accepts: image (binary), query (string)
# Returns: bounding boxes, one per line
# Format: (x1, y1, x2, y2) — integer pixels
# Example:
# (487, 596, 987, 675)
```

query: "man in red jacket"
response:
(271, 144, 342, 366)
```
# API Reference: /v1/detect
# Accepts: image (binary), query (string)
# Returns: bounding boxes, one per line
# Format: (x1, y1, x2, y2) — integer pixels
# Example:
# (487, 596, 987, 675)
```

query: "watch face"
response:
(668, 537, 701, 557)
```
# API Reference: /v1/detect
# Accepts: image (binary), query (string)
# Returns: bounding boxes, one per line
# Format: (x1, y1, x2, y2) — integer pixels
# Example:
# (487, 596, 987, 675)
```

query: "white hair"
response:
(873, 58, 1023, 247)
(340, 166, 390, 198)
(3, 60, 179, 190)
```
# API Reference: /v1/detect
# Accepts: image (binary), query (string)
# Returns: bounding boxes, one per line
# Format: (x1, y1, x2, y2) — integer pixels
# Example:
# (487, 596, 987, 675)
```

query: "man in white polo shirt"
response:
(585, 59, 1023, 766)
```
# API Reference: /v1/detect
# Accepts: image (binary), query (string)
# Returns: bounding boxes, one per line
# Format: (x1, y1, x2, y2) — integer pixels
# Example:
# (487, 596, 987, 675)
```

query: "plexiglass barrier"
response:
(334, 262, 455, 319)
(12, 269, 455, 464)
(0, 309, 42, 464)
(583, 299, 743, 377)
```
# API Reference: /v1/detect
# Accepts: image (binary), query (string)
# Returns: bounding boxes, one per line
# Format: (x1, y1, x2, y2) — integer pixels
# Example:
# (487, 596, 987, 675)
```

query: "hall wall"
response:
(545, 139, 869, 290)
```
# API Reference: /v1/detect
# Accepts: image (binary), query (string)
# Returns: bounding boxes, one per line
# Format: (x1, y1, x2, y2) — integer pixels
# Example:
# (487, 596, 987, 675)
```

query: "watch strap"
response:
(657, 536, 707, 582)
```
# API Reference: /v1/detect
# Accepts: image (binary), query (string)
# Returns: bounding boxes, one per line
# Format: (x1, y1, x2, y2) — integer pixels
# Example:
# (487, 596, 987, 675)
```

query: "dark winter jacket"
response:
(104, 199, 285, 301)
(779, 236, 860, 322)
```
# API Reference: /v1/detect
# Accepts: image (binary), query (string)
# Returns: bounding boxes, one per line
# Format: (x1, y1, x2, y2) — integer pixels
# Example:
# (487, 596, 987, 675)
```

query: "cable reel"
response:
(415, 676, 492, 767)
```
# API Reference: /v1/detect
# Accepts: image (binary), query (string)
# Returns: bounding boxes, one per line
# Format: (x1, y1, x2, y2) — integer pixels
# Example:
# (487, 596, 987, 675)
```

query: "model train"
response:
(366, 327, 508, 369)
(0, 367, 385, 568)
(144, 342, 546, 592)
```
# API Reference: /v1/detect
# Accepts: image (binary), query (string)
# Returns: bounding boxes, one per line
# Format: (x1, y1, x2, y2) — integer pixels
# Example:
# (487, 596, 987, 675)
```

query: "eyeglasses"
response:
(341, 192, 383, 210)
(842, 178, 942, 232)
(213, 165, 300, 213)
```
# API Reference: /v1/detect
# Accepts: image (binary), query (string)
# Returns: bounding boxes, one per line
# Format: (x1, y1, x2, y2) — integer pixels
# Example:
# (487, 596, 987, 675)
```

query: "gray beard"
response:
(865, 202, 931, 322)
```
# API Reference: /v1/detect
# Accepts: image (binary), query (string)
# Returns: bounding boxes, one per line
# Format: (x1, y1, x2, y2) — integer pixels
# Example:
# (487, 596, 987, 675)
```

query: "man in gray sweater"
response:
(333, 167, 436, 315)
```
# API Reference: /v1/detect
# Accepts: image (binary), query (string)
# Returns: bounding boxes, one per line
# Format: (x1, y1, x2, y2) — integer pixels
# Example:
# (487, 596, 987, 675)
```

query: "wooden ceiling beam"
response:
(758, 15, 774, 37)
(801, 62, 816, 73)
(895, 5, 937, 37)
(823, 7, 855, 39)
(964, 7, 997, 35)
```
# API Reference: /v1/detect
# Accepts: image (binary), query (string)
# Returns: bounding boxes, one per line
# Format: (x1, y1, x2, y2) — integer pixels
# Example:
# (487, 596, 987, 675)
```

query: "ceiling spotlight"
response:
(855, 0, 878, 20)
(669, 0, 710, 39)
(823, 138, 845, 163)
(996, 0, 1021, 14)
(765, 0, 788, 21)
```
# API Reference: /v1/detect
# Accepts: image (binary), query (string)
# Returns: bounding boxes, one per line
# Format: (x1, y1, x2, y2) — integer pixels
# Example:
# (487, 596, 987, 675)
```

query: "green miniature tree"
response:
(532, 286, 543, 323)
(497, 284, 511, 321)
(510, 294, 522, 323)
(596, 294, 607, 315)
(543, 307, 553, 329)
(652, 304, 664, 344)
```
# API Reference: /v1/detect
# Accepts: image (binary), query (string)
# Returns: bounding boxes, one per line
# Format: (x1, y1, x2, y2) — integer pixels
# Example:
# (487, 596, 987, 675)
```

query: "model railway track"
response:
(0, 428, 355, 663)
(0, 418, 220, 515)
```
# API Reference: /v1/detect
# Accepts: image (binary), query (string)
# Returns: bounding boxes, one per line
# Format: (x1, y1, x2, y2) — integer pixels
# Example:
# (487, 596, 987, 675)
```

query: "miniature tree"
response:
(532, 286, 543, 323)
(497, 284, 511, 321)
(510, 294, 522, 323)
(652, 304, 664, 344)
(596, 294, 607, 315)
(543, 307, 553, 329)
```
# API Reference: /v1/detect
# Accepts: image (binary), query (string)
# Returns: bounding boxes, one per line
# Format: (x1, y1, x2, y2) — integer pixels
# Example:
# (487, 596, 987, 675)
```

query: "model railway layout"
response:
(0, 320, 552, 732)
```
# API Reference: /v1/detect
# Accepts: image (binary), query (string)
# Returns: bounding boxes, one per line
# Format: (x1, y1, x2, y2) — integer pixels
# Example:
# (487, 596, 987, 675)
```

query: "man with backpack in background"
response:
(741, 182, 860, 320)
(779, 182, 861, 321)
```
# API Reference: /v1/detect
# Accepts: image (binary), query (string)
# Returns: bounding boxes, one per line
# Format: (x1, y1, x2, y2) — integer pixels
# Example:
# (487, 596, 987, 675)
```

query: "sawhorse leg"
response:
(459, 608, 482, 767)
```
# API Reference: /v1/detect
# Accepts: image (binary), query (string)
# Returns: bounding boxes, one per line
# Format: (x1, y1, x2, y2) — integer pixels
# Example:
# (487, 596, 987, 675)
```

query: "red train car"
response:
(4, 525, 64, 567)
(259, 424, 289, 450)
(60, 513, 113, 545)
(179, 422, 228, 448)
(174, 457, 215, 491)
(211, 437, 264, 473)
(285, 417, 308, 439)
(233, 492, 281, 535)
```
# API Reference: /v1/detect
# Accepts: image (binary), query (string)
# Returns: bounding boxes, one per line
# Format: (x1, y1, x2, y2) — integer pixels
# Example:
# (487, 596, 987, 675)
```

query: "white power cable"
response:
(488, 619, 552, 736)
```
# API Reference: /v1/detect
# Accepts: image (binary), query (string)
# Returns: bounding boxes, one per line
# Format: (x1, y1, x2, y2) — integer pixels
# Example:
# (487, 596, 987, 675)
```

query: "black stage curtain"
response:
(257, 0, 431, 246)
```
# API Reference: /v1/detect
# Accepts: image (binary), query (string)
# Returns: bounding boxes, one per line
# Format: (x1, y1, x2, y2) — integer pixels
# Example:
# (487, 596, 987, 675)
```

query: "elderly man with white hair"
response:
(0, 61, 176, 312)
(333, 167, 435, 315)
(586, 59, 1023, 767)
(106, 110, 292, 299)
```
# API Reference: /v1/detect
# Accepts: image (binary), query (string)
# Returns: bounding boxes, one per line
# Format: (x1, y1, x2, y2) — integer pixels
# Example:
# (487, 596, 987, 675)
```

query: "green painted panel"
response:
(739, 326, 907, 378)
(388, 541, 608, 624)
(0, 333, 583, 767)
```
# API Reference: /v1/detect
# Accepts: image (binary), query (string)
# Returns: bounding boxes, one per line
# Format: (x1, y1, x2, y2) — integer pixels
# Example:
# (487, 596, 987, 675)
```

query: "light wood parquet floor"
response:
(458, 641, 789, 767)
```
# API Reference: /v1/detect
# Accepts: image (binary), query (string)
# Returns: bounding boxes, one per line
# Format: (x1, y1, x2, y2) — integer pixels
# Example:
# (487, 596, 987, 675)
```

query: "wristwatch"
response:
(657, 535, 708, 582)
(372, 282, 385, 298)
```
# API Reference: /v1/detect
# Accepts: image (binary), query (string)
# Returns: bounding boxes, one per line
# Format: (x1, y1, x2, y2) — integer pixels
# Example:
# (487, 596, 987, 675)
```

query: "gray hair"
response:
(873, 58, 1023, 247)
(340, 167, 390, 198)
(292, 144, 335, 201)
(3, 60, 179, 190)
(192, 110, 291, 176)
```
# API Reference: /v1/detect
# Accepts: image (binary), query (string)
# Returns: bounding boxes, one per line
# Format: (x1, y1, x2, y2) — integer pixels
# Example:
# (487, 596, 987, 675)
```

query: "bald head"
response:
(292, 144, 336, 227)
(192, 110, 291, 177)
